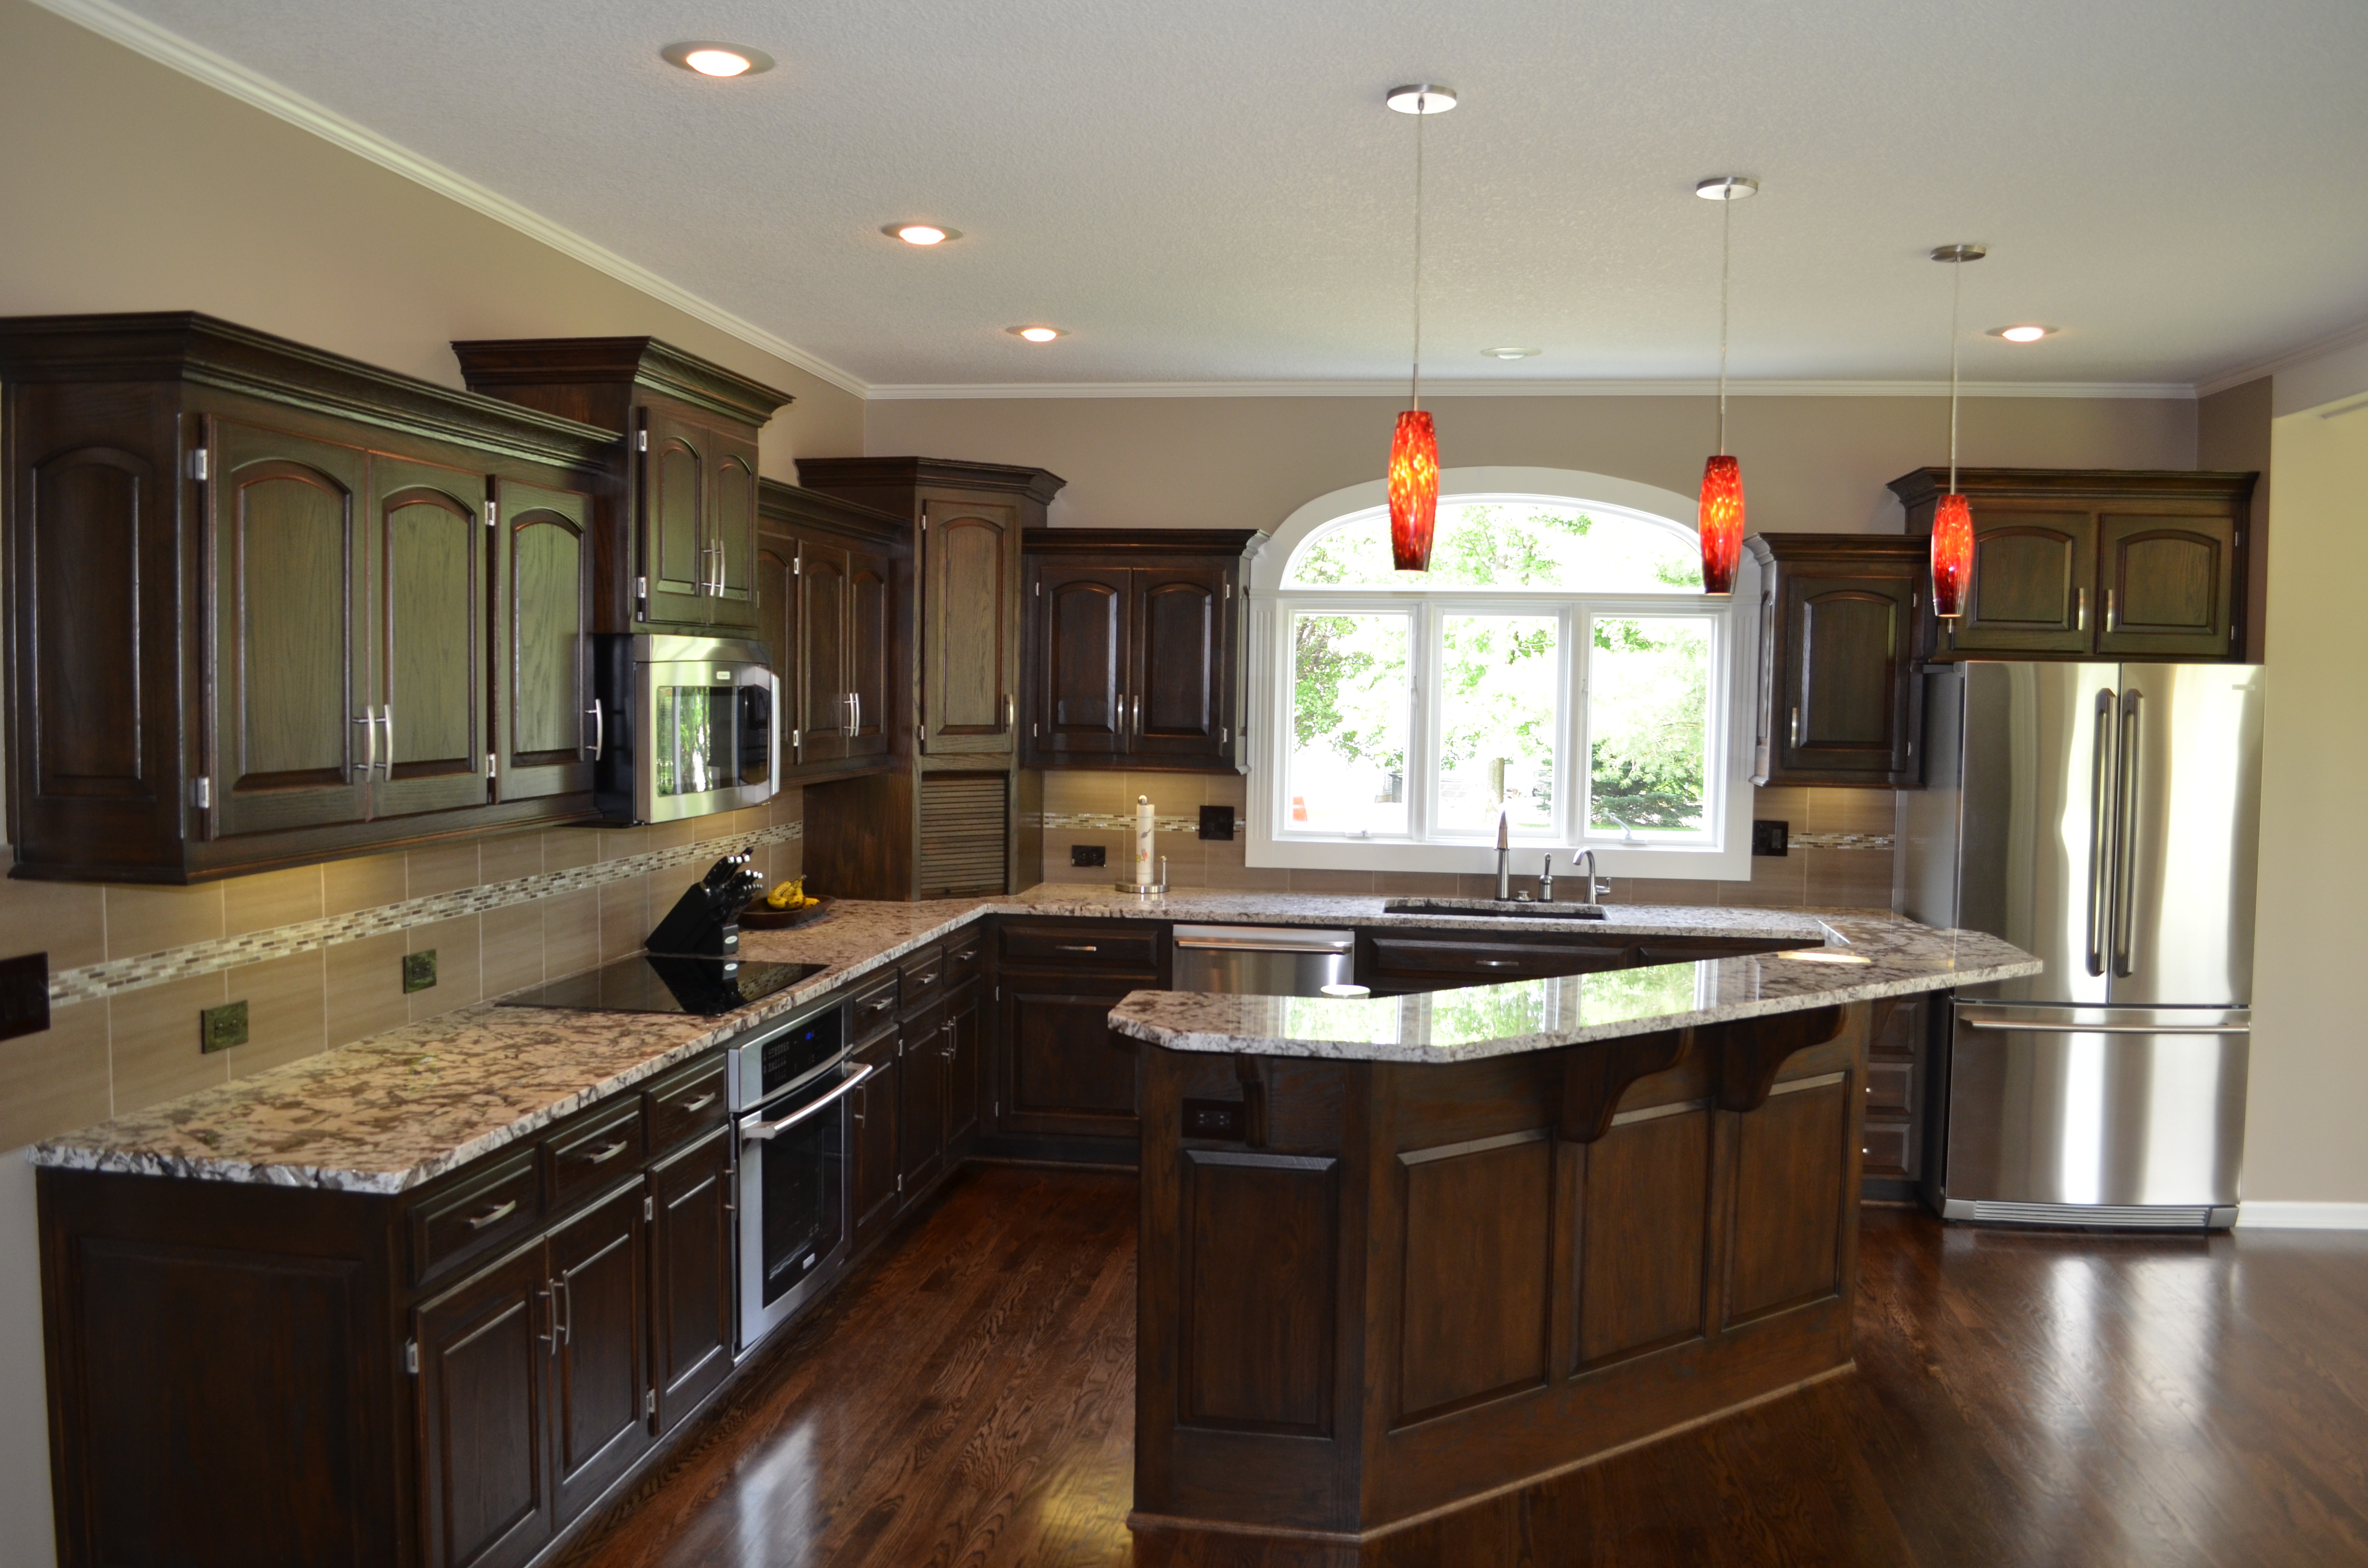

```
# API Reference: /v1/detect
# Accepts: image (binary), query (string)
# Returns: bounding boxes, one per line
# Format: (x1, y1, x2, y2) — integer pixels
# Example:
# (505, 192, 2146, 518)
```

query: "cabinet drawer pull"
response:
(864, 997, 896, 1013)
(678, 1092, 716, 1114)
(1056, 943, 1098, 953)
(1477, 959, 1518, 968)
(581, 1138, 632, 1165)
(465, 1199, 518, 1230)
(915, 971, 938, 987)
(955, 948, 978, 962)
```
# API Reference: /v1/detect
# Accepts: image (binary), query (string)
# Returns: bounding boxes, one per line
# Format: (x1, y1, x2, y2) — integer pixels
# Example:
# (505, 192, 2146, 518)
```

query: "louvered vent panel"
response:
(919, 774, 1008, 896)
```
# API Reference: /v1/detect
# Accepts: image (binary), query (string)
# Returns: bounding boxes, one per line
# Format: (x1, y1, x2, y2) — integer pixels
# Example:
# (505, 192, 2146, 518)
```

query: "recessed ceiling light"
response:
(1384, 83, 1457, 115)
(1008, 326, 1064, 343)
(1693, 175, 1759, 201)
(660, 42, 774, 78)
(1989, 324, 2055, 343)
(884, 223, 961, 246)
(1482, 347, 1541, 360)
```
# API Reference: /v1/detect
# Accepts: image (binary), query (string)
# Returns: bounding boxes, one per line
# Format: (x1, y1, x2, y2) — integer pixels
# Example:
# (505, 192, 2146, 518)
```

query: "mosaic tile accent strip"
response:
(1789, 833, 1894, 850)
(1039, 811, 1203, 833)
(48, 822, 804, 1008)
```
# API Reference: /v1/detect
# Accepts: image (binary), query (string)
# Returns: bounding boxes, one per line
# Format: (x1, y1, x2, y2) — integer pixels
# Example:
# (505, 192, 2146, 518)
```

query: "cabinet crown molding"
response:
(450, 336, 795, 429)
(1022, 527, 1265, 559)
(1887, 466, 2259, 508)
(0, 311, 621, 467)
(756, 478, 910, 545)
(796, 456, 1068, 506)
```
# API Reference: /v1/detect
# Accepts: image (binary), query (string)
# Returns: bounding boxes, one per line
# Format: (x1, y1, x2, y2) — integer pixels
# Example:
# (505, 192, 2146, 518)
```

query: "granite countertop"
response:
(1109, 916, 2041, 1064)
(26, 886, 1989, 1193)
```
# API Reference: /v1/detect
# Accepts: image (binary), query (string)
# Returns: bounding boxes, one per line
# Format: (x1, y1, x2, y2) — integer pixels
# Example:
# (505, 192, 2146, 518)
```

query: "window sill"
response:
(1248, 835, 1753, 881)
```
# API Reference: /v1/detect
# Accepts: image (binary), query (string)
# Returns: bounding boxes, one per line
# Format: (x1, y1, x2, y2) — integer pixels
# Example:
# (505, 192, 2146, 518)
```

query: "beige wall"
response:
(0, 0, 865, 473)
(865, 391, 2195, 534)
(2243, 394, 2368, 1208)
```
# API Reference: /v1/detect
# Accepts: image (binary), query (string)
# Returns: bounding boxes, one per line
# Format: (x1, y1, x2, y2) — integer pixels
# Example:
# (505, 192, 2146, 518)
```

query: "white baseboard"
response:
(2236, 1201, 2368, 1230)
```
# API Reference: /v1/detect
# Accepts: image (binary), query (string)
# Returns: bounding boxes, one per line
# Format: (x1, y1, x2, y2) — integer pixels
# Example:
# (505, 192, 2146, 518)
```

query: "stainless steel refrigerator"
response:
(1900, 662, 2263, 1228)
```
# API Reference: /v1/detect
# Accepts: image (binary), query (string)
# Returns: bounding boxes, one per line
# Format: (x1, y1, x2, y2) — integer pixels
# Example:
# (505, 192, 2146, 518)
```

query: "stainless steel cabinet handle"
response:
(552, 1276, 571, 1348)
(852, 1084, 866, 1127)
(740, 1063, 875, 1141)
(915, 971, 937, 987)
(863, 996, 896, 1014)
(852, 692, 863, 735)
(537, 1283, 555, 1346)
(1477, 959, 1518, 968)
(1005, 693, 1016, 732)
(1963, 1019, 2249, 1036)
(377, 706, 395, 778)
(581, 1138, 631, 1165)
(678, 1092, 716, 1113)
(464, 1199, 518, 1230)
(955, 948, 977, 962)
(353, 712, 377, 782)
(587, 700, 604, 762)
(1788, 706, 1801, 748)
(942, 1019, 957, 1060)
(2085, 688, 2116, 978)
(1056, 943, 1098, 953)
(2104, 587, 2118, 634)
(2075, 586, 2089, 632)
(2112, 689, 2143, 976)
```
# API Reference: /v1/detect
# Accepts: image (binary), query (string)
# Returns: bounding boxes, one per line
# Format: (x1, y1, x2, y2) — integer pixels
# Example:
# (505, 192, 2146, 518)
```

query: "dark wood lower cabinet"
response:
(851, 1029, 901, 1246)
(417, 1243, 555, 1568)
(647, 1129, 733, 1434)
(900, 997, 950, 1199)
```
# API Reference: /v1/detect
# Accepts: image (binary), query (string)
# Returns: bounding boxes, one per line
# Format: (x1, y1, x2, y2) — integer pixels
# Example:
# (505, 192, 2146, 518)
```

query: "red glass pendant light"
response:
(1389, 410, 1439, 570)
(1930, 243, 1986, 619)
(1698, 454, 1744, 594)
(1694, 176, 1756, 595)
(1384, 83, 1453, 573)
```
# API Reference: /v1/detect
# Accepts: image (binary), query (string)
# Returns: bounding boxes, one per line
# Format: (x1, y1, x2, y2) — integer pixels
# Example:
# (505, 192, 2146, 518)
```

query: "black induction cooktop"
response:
(499, 954, 828, 1016)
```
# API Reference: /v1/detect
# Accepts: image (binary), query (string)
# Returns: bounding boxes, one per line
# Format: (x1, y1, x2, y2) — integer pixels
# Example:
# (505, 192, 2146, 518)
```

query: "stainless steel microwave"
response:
(592, 634, 779, 825)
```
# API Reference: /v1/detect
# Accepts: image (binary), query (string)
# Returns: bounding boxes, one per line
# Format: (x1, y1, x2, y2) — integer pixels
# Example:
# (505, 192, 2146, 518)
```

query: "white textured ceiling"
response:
(76, 0, 2368, 390)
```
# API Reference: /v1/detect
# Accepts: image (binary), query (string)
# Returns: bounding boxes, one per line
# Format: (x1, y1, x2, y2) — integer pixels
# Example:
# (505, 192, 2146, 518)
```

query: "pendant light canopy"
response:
(1694, 175, 1756, 594)
(1384, 83, 1453, 571)
(1929, 243, 1987, 619)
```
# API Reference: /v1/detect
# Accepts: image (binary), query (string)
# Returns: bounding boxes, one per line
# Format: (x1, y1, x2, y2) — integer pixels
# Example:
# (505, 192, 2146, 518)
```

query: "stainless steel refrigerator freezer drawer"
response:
(1942, 1004, 2248, 1222)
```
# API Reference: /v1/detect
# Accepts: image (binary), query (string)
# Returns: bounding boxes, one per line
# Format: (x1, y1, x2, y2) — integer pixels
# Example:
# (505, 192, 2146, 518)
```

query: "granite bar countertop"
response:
(1109, 916, 2040, 1064)
(26, 886, 1979, 1193)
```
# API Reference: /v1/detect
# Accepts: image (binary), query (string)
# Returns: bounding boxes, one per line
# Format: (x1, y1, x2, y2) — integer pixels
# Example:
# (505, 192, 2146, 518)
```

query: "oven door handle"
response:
(739, 1063, 874, 1141)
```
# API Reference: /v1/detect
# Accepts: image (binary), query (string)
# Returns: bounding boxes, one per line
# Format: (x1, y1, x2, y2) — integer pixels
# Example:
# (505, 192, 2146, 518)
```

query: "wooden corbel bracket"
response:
(1558, 1028, 1690, 1144)
(1705, 1006, 1846, 1114)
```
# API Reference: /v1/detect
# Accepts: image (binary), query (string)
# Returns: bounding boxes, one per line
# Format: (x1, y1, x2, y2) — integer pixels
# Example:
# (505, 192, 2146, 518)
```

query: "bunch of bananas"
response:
(764, 878, 818, 912)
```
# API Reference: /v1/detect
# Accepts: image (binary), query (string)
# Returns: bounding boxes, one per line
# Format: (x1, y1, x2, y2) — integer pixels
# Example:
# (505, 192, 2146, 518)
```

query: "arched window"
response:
(1248, 472, 1759, 878)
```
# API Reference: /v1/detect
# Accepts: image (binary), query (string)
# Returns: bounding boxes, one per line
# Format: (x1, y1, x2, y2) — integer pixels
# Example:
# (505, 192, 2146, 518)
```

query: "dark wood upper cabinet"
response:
(1890, 468, 2257, 663)
(1020, 530, 1261, 773)
(492, 477, 596, 805)
(1745, 533, 1924, 789)
(922, 502, 1020, 756)
(0, 314, 623, 882)
(753, 480, 910, 786)
(450, 337, 793, 636)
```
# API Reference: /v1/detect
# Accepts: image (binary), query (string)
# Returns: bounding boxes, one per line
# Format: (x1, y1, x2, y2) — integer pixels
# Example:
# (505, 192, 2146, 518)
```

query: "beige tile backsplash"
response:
(0, 789, 807, 1152)
(1032, 770, 1899, 911)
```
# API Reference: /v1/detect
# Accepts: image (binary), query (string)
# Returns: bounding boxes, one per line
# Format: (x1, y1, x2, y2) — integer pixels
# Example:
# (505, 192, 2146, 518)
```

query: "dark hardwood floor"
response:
(563, 1167, 2368, 1568)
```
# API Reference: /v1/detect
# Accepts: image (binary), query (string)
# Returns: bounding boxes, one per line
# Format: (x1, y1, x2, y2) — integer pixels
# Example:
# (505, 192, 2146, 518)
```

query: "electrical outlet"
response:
(1070, 844, 1107, 868)
(1751, 819, 1790, 857)
(1198, 805, 1236, 841)
(1182, 1098, 1246, 1141)
(200, 1000, 249, 1054)
(402, 950, 438, 993)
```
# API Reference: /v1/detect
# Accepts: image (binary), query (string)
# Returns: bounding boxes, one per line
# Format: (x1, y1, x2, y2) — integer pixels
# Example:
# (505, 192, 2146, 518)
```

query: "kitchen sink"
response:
(1381, 897, 1607, 919)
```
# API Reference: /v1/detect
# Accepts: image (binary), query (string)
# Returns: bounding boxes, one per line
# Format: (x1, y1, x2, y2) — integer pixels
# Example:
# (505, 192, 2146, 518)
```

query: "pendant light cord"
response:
(1948, 253, 1962, 491)
(1717, 182, 1732, 455)
(1411, 100, 1425, 413)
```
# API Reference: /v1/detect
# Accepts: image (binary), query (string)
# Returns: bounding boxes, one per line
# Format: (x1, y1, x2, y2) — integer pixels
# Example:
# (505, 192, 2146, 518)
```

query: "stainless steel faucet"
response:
(1572, 848, 1605, 905)
(1539, 854, 1554, 902)
(1494, 809, 1512, 900)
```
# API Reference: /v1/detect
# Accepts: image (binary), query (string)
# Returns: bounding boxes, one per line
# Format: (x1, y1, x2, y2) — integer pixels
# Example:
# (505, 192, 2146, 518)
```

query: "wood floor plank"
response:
(564, 1172, 2368, 1568)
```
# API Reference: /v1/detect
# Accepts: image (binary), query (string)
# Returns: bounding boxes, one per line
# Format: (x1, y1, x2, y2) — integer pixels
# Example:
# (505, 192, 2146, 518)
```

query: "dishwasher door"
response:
(1172, 926, 1355, 997)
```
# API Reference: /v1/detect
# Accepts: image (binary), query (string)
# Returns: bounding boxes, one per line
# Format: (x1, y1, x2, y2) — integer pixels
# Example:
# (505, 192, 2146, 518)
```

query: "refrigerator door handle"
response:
(2112, 688, 2143, 977)
(2086, 687, 2117, 977)
(1961, 1019, 2248, 1036)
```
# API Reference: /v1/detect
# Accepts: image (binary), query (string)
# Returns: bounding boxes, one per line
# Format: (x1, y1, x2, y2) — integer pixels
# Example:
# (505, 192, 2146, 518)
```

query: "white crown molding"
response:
(2197, 315, 2368, 398)
(866, 377, 2198, 402)
(2236, 1201, 2368, 1230)
(28, 0, 872, 399)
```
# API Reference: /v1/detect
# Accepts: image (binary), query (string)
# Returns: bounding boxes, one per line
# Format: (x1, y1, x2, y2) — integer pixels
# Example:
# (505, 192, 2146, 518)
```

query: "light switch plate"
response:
(200, 1000, 248, 1054)
(1751, 819, 1790, 857)
(402, 950, 438, 993)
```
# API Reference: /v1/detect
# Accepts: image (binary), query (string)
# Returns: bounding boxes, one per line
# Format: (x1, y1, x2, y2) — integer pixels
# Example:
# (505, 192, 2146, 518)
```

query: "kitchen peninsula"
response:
(27, 891, 2033, 1567)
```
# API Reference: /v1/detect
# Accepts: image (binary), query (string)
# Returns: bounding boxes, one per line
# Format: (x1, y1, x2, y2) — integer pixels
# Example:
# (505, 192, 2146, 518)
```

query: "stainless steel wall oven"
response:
(727, 995, 863, 1352)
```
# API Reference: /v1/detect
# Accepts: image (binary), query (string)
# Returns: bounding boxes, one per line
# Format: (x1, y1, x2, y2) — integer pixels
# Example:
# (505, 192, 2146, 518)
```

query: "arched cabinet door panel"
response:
(846, 547, 894, 760)
(639, 409, 707, 625)
(921, 502, 1017, 755)
(2097, 514, 2237, 658)
(1032, 568, 1129, 760)
(800, 543, 851, 763)
(494, 477, 595, 805)
(1131, 567, 1228, 764)
(707, 436, 759, 628)
(1747, 535, 1924, 789)
(207, 420, 373, 837)
(371, 457, 490, 821)
(1948, 509, 2095, 655)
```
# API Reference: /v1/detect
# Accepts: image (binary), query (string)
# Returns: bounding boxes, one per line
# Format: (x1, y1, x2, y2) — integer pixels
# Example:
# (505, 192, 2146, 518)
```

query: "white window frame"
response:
(1246, 467, 1761, 880)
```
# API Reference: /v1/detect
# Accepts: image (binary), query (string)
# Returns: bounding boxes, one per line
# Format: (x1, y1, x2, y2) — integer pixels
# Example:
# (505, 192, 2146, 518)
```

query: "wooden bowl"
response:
(739, 895, 834, 930)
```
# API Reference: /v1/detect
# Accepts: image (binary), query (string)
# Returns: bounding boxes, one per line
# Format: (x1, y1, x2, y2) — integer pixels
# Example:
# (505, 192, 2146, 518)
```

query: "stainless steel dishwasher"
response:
(1172, 925, 1355, 996)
